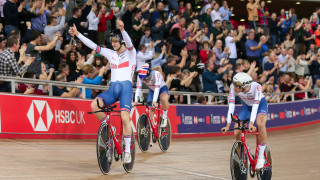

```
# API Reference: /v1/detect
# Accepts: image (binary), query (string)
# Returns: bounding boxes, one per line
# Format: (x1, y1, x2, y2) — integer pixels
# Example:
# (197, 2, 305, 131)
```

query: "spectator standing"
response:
(97, 4, 114, 46)
(293, 19, 306, 56)
(151, 18, 172, 52)
(212, 20, 227, 43)
(202, 60, 227, 93)
(286, 48, 296, 74)
(44, 8, 66, 70)
(122, 1, 143, 32)
(18, 0, 37, 38)
(131, 10, 146, 49)
(257, 1, 269, 26)
(283, 34, 295, 50)
(171, 17, 186, 40)
(246, 0, 260, 29)
(264, 52, 279, 83)
(3, 0, 22, 35)
(245, 32, 262, 67)
(152, 1, 167, 26)
(219, 0, 233, 30)
(310, 55, 320, 84)
(185, 51, 203, 92)
(259, 35, 268, 65)
(278, 49, 290, 74)
(30, 0, 49, 33)
(279, 16, 292, 42)
(315, 24, 320, 48)
(0, 37, 34, 91)
(87, 3, 101, 44)
(225, 26, 244, 67)
(210, 3, 222, 28)
(269, 13, 281, 46)
(214, 40, 229, 65)
(163, 48, 188, 77)
(199, 41, 212, 64)
(26, 31, 59, 76)
(183, 2, 198, 23)
(68, 7, 86, 34)
(169, 28, 187, 56)
(136, 41, 154, 71)
(184, 22, 202, 51)
(199, 8, 212, 30)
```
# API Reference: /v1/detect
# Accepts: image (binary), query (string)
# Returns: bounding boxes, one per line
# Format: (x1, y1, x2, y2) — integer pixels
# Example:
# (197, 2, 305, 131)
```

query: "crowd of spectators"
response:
(0, 0, 319, 104)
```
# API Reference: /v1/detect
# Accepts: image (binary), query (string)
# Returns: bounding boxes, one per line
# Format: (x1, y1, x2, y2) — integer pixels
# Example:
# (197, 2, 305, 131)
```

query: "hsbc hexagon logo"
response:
(27, 100, 53, 131)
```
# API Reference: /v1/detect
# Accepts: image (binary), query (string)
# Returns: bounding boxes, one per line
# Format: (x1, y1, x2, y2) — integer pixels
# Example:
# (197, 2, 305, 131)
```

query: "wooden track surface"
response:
(0, 123, 319, 180)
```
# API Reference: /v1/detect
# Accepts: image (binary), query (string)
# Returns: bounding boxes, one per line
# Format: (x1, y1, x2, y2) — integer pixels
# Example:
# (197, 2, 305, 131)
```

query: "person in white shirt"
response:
(210, 3, 222, 27)
(278, 48, 289, 73)
(286, 48, 295, 73)
(69, 19, 136, 164)
(225, 26, 244, 68)
(136, 41, 155, 72)
(87, 3, 101, 44)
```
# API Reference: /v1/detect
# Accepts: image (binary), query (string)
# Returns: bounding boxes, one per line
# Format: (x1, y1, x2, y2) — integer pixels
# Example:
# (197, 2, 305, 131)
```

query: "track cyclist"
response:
(134, 64, 170, 128)
(221, 72, 268, 170)
(69, 19, 136, 164)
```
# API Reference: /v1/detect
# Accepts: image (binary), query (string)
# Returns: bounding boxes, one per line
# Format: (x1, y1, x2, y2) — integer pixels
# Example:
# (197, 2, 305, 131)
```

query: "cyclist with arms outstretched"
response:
(69, 20, 136, 164)
(133, 64, 170, 129)
(221, 72, 268, 170)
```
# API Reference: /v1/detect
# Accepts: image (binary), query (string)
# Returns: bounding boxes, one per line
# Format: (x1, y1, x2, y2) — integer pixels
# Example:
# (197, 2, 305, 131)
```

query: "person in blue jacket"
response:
(81, 64, 107, 99)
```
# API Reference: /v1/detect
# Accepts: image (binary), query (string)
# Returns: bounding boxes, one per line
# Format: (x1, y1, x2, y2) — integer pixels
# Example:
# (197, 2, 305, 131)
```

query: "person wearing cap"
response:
(134, 63, 170, 129)
(69, 19, 136, 164)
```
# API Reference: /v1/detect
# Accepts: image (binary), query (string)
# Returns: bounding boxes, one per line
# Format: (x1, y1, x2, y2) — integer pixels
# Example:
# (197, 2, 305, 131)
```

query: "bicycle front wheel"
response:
(96, 123, 113, 175)
(137, 114, 151, 152)
(257, 143, 272, 180)
(158, 117, 171, 152)
(123, 130, 136, 173)
(230, 141, 249, 180)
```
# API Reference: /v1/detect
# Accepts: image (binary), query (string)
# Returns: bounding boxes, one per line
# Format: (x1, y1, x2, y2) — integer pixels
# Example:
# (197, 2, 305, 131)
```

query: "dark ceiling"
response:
(224, 0, 320, 21)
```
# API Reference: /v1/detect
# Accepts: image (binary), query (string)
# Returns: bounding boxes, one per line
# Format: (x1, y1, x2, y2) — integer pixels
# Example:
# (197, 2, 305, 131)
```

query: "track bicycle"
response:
(135, 101, 171, 152)
(88, 102, 135, 174)
(227, 114, 272, 180)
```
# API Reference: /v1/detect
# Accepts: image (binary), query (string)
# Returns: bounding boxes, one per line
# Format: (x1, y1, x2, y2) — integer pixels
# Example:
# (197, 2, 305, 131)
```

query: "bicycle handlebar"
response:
(87, 99, 120, 114)
(135, 101, 152, 107)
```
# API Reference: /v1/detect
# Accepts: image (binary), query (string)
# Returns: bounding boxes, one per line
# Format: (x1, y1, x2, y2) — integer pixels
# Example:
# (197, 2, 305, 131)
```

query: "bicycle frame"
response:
(144, 106, 161, 139)
(240, 129, 270, 172)
(105, 111, 123, 156)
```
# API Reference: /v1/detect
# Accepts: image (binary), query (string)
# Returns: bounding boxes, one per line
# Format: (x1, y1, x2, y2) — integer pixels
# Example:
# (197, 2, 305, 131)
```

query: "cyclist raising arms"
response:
(221, 72, 268, 170)
(69, 20, 136, 164)
(134, 64, 170, 128)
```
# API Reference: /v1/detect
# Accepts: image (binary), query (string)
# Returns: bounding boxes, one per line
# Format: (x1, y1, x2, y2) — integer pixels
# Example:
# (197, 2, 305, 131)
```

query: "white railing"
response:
(0, 75, 319, 104)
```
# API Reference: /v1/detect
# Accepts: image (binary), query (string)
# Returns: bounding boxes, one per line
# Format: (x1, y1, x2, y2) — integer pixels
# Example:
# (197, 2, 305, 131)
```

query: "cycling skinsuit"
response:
(227, 82, 268, 124)
(77, 30, 136, 113)
(135, 70, 169, 103)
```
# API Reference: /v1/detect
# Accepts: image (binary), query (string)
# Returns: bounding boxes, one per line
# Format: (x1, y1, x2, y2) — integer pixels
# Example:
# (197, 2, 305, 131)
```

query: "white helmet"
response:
(233, 72, 252, 89)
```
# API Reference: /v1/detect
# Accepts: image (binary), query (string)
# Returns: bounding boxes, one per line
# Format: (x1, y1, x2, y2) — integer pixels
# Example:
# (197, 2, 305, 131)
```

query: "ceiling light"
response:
(240, 19, 245, 22)
(296, 2, 301, 4)
(231, 14, 235, 16)
(267, 0, 272, 3)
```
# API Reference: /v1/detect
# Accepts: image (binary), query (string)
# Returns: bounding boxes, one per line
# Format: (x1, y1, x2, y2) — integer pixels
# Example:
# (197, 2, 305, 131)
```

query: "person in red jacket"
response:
(97, 4, 114, 46)
(199, 41, 212, 64)
(19, 71, 47, 95)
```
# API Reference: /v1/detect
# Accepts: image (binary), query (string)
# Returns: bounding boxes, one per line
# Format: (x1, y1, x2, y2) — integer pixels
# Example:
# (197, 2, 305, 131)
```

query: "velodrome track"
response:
(0, 123, 319, 180)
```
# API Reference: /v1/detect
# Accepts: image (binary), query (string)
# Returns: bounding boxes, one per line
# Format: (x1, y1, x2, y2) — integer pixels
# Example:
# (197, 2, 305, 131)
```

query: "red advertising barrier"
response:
(0, 93, 319, 139)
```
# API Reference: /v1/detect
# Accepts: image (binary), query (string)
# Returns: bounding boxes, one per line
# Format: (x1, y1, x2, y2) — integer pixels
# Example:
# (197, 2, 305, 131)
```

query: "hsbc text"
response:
(55, 110, 85, 124)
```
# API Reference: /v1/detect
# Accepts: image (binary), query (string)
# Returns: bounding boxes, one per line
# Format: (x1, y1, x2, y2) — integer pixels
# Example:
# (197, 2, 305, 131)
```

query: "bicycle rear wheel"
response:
(96, 123, 113, 175)
(230, 141, 249, 180)
(123, 130, 136, 173)
(158, 117, 171, 152)
(257, 144, 272, 180)
(137, 114, 151, 152)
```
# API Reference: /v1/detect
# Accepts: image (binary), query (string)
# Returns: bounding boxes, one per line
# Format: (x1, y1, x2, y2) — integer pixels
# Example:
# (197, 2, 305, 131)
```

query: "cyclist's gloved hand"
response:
(221, 123, 230, 134)
(132, 102, 137, 107)
(248, 122, 257, 132)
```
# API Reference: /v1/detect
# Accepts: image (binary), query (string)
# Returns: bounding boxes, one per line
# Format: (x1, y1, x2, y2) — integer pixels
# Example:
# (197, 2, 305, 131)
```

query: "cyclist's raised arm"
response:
(250, 84, 263, 123)
(71, 24, 112, 59)
(226, 84, 236, 124)
(134, 76, 142, 103)
(118, 19, 135, 50)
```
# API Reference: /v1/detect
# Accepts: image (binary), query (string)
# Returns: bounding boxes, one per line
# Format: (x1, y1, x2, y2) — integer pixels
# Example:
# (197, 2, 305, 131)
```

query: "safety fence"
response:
(0, 76, 319, 105)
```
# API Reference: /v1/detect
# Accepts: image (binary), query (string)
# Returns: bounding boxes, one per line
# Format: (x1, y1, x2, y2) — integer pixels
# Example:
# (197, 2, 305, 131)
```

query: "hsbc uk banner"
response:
(0, 93, 319, 138)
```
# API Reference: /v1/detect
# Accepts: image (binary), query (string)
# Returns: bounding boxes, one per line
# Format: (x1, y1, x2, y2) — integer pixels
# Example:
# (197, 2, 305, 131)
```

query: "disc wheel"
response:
(96, 123, 113, 175)
(123, 130, 136, 173)
(137, 114, 151, 152)
(230, 141, 249, 180)
(158, 117, 171, 152)
(257, 144, 272, 180)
